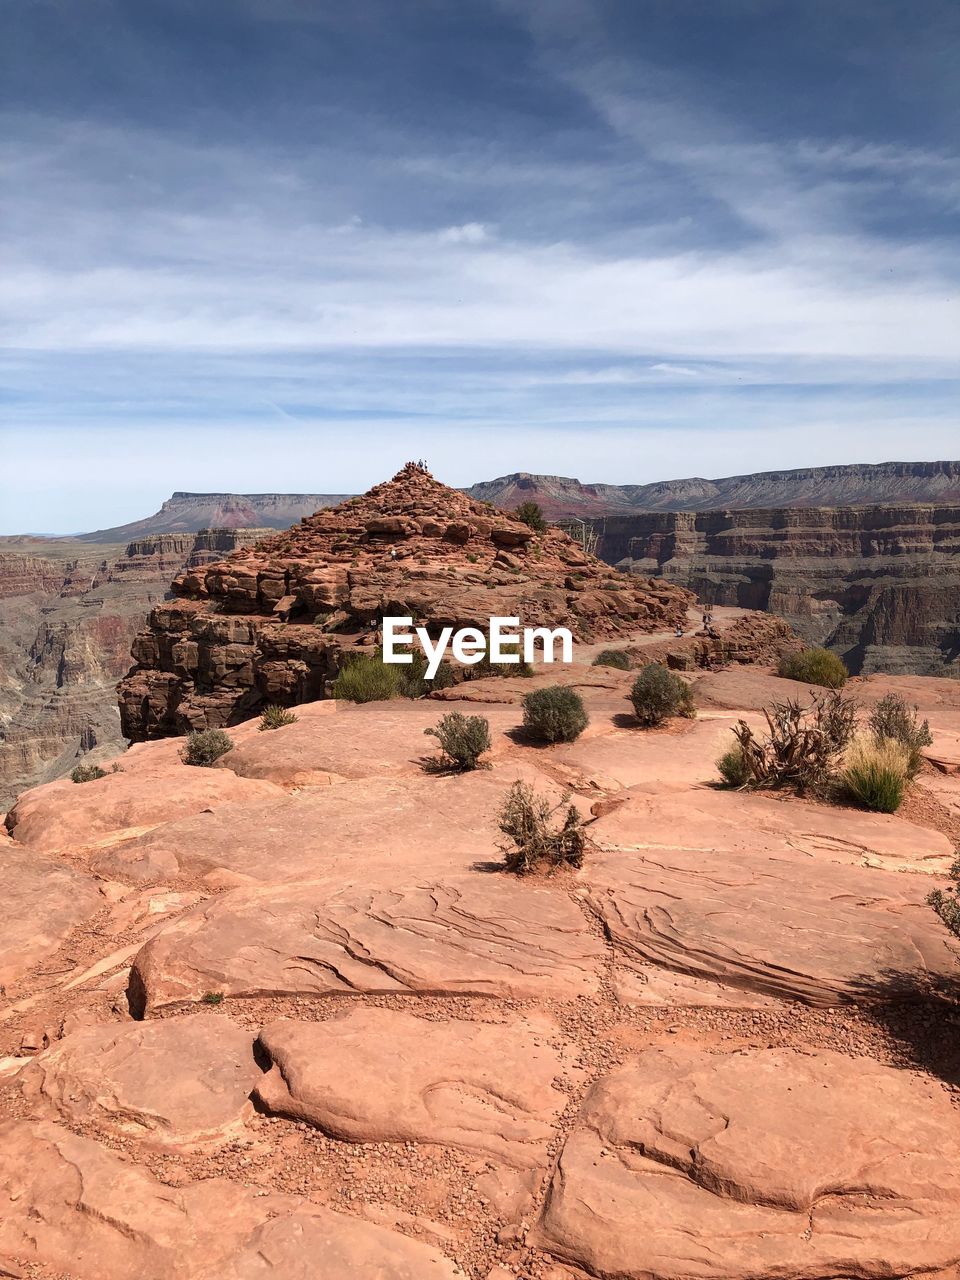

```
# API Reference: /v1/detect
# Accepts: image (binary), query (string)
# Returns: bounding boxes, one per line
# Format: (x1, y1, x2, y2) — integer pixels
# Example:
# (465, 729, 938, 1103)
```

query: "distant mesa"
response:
(464, 460, 960, 518)
(76, 491, 353, 543)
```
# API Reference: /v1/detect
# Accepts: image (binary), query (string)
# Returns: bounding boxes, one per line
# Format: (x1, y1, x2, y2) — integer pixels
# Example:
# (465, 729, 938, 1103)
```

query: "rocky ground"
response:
(1, 625, 959, 1279)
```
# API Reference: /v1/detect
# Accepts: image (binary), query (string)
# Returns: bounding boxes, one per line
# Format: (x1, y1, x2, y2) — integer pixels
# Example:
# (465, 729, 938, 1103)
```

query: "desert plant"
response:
(716, 746, 751, 788)
(180, 728, 233, 767)
(201, 991, 225, 1005)
(522, 686, 588, 743)
(731, 691, 858, 793)
(868, 693, 932, 778)
(592, 649, 631, 670)
(777, 647, 848, 689)
(629, 664, 695, 726)
(331, 653, 403, 703)
(424, 712, 491, 771)
(514, 500, 546, 532)
(840, 736, 909, 813)
(929, 857, 960, 938)
(71, 763, 106, 783)
(497, 780, 587, 874)
(259, 704, 299, 731)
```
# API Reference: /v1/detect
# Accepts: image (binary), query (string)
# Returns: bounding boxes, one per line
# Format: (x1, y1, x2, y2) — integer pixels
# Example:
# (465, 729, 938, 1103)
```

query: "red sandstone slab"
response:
(21, 1013, 260, 1147)
(584, 843, 959, 1006)
(0, 844, 103, 989)
(255, 1008, 571, 1166)
(130, 876, 604, 1012)
(0, 1120, 462, 1278)
(536, 1046, 960, 1279)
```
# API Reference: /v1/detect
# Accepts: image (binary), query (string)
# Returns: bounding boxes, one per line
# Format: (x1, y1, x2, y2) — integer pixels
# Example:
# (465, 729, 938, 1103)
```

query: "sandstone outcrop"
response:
(0, 1120, 463, 1279)
(0, 527, 267, 807)
(604, 504, 960, 675)
(3, 662, 960, 1279)
(536, 1046, 960, 1280)
(129, 877, 605, 1013)
(255, 1009, 569, 1166)
(21, 1012, 259, 1147)
(118, 464, 692, 739)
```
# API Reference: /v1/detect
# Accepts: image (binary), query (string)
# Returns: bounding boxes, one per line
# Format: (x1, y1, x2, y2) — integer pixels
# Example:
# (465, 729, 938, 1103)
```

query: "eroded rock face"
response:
(536, 1046, 960, 1280)
(0, 1120, 462, 1279)
(129, 877, 605, 1013)
(20, 1013, 260, 1147)
(118, 464, 692, 739)
(255, 1009, 569, 1166)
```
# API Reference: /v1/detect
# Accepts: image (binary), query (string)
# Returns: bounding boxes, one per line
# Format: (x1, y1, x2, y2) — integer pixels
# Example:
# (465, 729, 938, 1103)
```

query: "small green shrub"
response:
(716, 746, 750, 788)
(201, 991, 224, 1005)
(929, 856, 960, 938)
(777, 647, 848, 689)
(868, 693, 932, 778)
(522, 686, 588, 743)
(424, 712, 491, 771)
(497, 780, 587, 874)
(629, 664, 694, 726)
(514, 500, 546, 532)
(592, 649, 631, 670)
(259, 704, 299, 731)
(331, 654, 403, 703)
(840, 737, 908, 813)
(180, 729, 233, 767)
(71, 763, 106, 783)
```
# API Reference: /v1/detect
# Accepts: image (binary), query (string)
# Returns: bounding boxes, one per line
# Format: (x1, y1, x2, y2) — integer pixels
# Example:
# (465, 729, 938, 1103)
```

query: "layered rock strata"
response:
(0, 527, 267, 807)
(605, 504, 960, 675)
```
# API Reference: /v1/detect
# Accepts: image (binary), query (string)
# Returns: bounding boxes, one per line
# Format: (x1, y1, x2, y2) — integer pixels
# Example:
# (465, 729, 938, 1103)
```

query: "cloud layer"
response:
(1, 0, 958, 531)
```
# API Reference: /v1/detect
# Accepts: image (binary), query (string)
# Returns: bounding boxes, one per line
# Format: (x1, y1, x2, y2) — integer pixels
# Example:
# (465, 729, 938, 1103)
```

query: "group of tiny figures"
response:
(674, 610, 718, 638)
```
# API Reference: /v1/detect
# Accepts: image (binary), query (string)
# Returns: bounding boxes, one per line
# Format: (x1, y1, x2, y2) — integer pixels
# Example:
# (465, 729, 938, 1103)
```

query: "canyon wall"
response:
(602, 505, 960, 676)
(0, 528, 267, 808)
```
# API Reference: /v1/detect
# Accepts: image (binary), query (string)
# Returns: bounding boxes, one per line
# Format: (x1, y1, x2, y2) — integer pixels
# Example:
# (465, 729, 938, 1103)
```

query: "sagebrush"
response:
(71, 763, 106, 783)
(180, 728, 233, 767)
(929, 857, 960, 938)
(629, 664, 695, 726)
(332, 654, 403, 703)
(424, 712, 491, 771)
(715, 746, 750, 789)
(497, 780, 587, 874)
(522, 686, 588, 742)
(592, 649, 631, 670)
(777, 647, 848, 689)
(729, 691, 858, 793)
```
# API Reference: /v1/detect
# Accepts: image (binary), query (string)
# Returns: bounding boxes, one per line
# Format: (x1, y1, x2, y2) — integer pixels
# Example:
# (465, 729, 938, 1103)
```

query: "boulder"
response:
(584, 844, 960, 1005)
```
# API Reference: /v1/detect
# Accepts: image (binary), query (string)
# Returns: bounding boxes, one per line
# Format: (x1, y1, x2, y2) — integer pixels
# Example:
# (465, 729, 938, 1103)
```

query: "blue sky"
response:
(1, 0, 958, 533)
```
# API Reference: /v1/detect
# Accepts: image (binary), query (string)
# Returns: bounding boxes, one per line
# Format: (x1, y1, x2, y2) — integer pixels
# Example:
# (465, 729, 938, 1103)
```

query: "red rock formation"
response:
(118, 465, 693, 739)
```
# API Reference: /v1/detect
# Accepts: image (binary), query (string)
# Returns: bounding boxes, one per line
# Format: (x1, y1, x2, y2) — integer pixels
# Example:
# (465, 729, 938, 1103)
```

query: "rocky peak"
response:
(118, 464, 693, 739)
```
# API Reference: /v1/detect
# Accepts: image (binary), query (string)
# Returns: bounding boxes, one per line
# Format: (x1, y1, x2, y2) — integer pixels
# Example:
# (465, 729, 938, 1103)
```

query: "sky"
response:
(1, 0, 958, 533)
